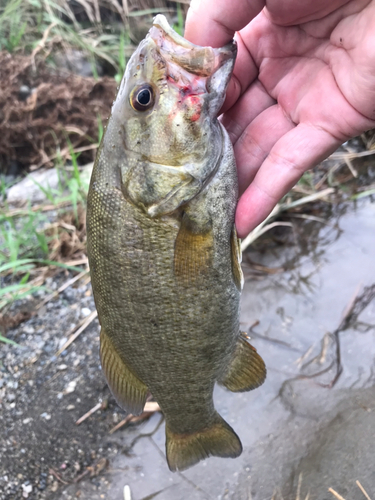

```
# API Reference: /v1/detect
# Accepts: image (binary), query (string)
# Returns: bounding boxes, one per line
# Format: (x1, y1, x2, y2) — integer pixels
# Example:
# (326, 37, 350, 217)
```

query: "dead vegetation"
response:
(0, 0, 189, 173)
(0, 51, 117, 171)
(46, 204, 87, 262)
(270, 473, 373, 500)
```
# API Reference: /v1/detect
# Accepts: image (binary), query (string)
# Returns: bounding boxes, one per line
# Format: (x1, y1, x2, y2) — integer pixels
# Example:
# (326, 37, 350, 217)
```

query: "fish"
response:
(86, 14, 266, 472)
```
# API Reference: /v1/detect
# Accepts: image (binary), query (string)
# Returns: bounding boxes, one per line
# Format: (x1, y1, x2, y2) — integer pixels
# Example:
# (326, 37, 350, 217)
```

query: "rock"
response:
(79, 162, 94, 187)
(51, 481, 59, 492)
(22, 325, 35, 335)
(64, 380, 77, 395)
(81, 307, 91, 318)
(58, 337, 68, 350)
(21, 483, 32, 498)
(6, 381, 18, 389)
(7, 169, 60, 205)
(6, 162, 93, 206)
(18, 85, 32, 101)
(53, 50, 103, 78)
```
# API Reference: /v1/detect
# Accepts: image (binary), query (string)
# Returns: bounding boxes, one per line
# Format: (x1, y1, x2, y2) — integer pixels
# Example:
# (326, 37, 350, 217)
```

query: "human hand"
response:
(185, 0, 375, 237)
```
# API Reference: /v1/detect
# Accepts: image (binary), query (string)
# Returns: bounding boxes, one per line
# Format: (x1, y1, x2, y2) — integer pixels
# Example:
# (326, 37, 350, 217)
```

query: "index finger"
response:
(185, 0, 265, 47)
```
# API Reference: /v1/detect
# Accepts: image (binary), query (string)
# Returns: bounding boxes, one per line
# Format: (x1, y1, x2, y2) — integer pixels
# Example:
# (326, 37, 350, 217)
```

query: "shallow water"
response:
(61, 198, 375, 500)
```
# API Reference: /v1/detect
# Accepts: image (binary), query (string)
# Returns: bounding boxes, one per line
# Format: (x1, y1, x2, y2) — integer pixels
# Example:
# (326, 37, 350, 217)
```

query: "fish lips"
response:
(149, 15, 237, 115)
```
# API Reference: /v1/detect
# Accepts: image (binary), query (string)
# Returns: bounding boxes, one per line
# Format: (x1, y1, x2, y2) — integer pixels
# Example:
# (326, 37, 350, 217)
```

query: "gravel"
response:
(0, 274, 126, 499)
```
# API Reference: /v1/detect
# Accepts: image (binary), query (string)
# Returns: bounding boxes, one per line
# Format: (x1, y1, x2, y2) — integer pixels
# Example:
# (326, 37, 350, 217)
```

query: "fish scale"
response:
(87, 15, 266, 472)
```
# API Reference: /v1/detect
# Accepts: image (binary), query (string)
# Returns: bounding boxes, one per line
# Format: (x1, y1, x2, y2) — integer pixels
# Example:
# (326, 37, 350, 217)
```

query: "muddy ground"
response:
(2, 188, 375, 500)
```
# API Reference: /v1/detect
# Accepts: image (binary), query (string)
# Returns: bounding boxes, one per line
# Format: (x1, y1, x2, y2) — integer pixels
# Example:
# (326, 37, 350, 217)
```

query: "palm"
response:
(186, 0, 375, 236)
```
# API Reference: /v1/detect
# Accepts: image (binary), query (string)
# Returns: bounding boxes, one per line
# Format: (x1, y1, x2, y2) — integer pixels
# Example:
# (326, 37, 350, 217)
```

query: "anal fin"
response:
(100, 328, 148, 415)
(219, 336, 266, 392)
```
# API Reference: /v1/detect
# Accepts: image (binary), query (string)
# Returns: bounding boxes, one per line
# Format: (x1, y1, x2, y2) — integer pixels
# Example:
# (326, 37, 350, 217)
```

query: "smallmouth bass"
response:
(87, 15, 266, 472)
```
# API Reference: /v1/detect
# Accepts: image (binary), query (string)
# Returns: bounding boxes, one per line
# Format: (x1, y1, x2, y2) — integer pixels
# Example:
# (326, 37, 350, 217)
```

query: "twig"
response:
(325, 283, 375, 389)
(356, 480, 372, 500)
(109, 414, 141, 434)
(72, 457, 108, 484)
(296, 473, 302, 500)
(344, 156, 358, 178)
(31, 22, 57, 68)
(73, 0, 95, 22)
(287, 213, 331, 225)
(241, 187, 334, 252)
(330, 149, 375, 160)
(339, 283, 362, 330)
(36, 143, 98, 168)
(55, 310, 97, 357)
(49, 468, 69, 485)
(248, 322, 299, 351)
(109, 402, 161, 434)
(76, 402, 102, 425)
(36, 269, 89, 310)
(80, 274, 92, 287)
(328, 488, 346, 500)
(242, 222, 293, 250)
(64, 257, 88, 267)
(278, 188, 335, 211)
(249, 330, 298, 351)
(124, 485, 132, 500)
(5, 201, 74, 217)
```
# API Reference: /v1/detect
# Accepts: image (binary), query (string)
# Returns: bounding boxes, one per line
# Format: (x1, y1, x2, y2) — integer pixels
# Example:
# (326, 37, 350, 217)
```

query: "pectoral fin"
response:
(231, 226, 244, 291)
(147, 175, 201, 218)
(219, 336, 266, 392)
(174, 213, 213, 286)
(100, 328, 148, 415)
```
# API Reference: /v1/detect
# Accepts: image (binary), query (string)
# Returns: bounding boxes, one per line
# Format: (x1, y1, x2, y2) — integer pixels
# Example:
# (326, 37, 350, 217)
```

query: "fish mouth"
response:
(149, 14, 236, 79)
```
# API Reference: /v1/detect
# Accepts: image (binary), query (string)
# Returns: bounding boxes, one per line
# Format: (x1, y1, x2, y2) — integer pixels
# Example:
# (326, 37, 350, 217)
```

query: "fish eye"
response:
(131, 84, 155, 111)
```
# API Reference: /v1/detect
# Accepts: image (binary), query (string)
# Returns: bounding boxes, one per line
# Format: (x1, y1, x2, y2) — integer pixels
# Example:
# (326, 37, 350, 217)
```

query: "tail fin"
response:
(165, 413, 242, 472)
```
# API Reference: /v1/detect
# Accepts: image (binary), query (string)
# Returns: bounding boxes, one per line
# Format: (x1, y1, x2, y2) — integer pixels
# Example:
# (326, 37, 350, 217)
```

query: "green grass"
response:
(173, 2, 184, 36)
(0, 258, 83, 312)
(0, 154, 89, 344)
(0, 0, 28, 52)
(0, 0, 184, 74)
(0, 209, 50, 264)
